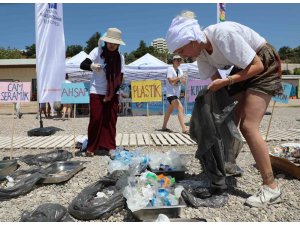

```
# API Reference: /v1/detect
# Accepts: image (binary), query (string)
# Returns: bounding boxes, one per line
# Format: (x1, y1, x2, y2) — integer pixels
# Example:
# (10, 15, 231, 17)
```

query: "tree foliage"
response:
(84, 32, 101, 53)
(23, 44, 36, 58)
(66, 45, 83, 57)
(278, 45, 300, 63)
(0, 47, 23, 59)
(124, 40, 171, 64)
(294, 68, 300, 75)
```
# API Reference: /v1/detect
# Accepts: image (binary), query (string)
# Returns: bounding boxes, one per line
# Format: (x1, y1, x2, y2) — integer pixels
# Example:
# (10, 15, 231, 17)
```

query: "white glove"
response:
(90, 63, 102, 73)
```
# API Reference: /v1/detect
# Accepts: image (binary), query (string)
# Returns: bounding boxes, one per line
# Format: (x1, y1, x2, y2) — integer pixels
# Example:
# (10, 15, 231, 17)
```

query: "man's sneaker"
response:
(245, 185, 282, 208)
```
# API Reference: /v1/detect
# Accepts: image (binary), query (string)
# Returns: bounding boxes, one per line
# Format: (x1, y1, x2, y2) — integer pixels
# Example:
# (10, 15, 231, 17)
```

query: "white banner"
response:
(35, 3, 65, 103)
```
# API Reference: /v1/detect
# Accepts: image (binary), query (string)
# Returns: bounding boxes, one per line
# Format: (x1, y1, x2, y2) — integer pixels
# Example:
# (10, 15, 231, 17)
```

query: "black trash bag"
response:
(19, 150, 73, 166)
(181, 188, 229, 208)
(21, 203, 74, 222)
(190, 87, 244, 189)
(106, 170, 130, 191)
(68, 178, 126, 220)
(0, 168, 43, 201)
(179, 179, 228, 208)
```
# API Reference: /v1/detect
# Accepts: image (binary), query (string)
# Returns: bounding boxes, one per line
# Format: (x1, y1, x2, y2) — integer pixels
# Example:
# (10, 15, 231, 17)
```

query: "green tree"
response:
(278, 46, 300, 63)
(66, 45, 83, 57)
(124, 52, 136, 64)
(84, 32, 101, 53)
(0, 47, 23, 59)
(294, 68, 300, 75)
(23, 44, 36, 58)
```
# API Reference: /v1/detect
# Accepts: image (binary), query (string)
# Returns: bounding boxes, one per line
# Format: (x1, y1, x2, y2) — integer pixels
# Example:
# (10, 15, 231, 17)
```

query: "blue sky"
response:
(0, 3, 299, 54)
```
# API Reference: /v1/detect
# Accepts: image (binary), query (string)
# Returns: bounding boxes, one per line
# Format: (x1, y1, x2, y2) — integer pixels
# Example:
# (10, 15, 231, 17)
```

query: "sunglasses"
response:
(174, 58, 182, 62)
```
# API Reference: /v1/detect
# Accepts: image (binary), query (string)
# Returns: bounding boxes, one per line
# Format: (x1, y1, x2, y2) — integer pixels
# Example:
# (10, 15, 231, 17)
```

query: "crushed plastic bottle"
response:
(6, 176, 15, 188)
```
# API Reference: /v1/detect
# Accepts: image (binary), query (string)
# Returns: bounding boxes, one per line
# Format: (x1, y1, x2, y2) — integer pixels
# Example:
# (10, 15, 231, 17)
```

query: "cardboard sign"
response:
(0, 82, 31, 103)
(61, 82, 90, 104)
(131, 80, 162, 103)
(187, 79, 211, 102)
(272, 82, 292, 104)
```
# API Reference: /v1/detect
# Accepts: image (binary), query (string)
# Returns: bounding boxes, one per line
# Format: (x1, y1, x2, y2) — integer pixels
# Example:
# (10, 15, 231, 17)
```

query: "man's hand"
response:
(90, 63, 102, 73)
(207, 78, 228, 92)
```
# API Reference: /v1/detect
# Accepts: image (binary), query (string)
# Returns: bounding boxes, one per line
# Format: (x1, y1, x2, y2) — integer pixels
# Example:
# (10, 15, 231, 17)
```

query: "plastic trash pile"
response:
(148, 150, 186, 171)
(107, 147, 149, 175)
(123, 171, 184, 212)
(272, 143, 300, 163)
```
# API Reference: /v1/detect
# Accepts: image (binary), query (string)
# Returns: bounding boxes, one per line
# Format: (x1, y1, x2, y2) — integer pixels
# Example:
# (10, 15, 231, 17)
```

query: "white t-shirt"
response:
(165, 66, 183, 97)
(87, 47, 125, 94)
(196, 21, 266, 79)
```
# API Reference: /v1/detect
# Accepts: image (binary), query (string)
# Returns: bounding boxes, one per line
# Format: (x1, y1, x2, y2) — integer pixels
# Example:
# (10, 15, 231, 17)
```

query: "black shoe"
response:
(194, 187, 212, 199)
(209, 186, 228, 195)
(95, 149, 110, 156)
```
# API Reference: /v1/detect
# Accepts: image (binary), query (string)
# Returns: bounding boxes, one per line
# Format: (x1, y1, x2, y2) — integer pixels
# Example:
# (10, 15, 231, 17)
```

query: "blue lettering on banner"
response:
(61, 83, 90, 104)
(42, 3, 61, 27)
(272, 82, 292, 104)
(48, 3, 57, 9)
(190, 85, 207, 96)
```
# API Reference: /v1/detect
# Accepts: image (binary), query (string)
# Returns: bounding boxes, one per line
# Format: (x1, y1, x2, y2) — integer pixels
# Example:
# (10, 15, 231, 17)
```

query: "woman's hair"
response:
(179, 10, 196, 19)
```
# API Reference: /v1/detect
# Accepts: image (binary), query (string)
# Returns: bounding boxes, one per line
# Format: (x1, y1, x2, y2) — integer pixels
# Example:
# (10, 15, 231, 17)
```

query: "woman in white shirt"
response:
(80, 28, 125, 157)
(166, 10, 282, 208)
(161, 55, 189, 134)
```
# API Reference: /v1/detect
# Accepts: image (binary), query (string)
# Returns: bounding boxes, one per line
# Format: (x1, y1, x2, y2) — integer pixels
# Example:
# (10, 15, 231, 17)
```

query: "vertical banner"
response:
(35, 3, 66, 103)
(217, 3, 226, 23)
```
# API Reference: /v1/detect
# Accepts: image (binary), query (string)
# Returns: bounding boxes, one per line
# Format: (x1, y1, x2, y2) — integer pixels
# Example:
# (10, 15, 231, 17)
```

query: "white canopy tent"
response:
(181, 61, 234, 80)
(65, 51, 92, 82)
(124, 53, 169, 82)
(64, 51, 232, 83)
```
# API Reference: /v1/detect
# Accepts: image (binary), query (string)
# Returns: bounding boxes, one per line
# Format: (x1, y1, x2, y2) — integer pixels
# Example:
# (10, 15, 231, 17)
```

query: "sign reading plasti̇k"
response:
(131, 80, 162, 103)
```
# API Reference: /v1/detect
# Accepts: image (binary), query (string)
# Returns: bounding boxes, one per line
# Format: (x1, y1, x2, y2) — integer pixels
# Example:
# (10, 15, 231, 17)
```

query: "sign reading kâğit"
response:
(131, 80, 162, 103)
(188, 79, 211, 102)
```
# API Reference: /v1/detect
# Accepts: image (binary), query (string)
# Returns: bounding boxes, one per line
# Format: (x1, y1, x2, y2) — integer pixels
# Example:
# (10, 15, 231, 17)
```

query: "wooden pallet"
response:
(240, 129, 300, 142)
(0, 133, 196, 150)
(1, 129, 300, 150)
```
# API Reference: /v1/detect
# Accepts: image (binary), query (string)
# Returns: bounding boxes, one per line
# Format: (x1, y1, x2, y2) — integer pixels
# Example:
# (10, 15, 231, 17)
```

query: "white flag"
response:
(35, 3, 65, 103)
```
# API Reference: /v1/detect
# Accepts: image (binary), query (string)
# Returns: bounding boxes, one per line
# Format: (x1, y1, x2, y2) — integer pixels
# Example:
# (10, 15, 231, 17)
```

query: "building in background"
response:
(151, 38, 168, 53)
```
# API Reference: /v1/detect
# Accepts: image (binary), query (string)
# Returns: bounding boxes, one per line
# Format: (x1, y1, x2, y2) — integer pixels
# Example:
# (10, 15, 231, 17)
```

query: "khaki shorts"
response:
(227, 43, 283, 97)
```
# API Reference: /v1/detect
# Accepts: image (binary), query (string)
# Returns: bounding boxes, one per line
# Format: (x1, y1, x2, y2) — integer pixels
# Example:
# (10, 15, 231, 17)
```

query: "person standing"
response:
(165, 10, 282, 207)
(14, 102, 22, 119)
(61, 74, 72, 121)
(161, 55, 189, 134)
(80, 28, 125, 157)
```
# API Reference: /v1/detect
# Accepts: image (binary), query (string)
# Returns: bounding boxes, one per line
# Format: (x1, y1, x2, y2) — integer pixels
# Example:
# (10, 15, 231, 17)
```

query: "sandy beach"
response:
(0, 105, 299, 222)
